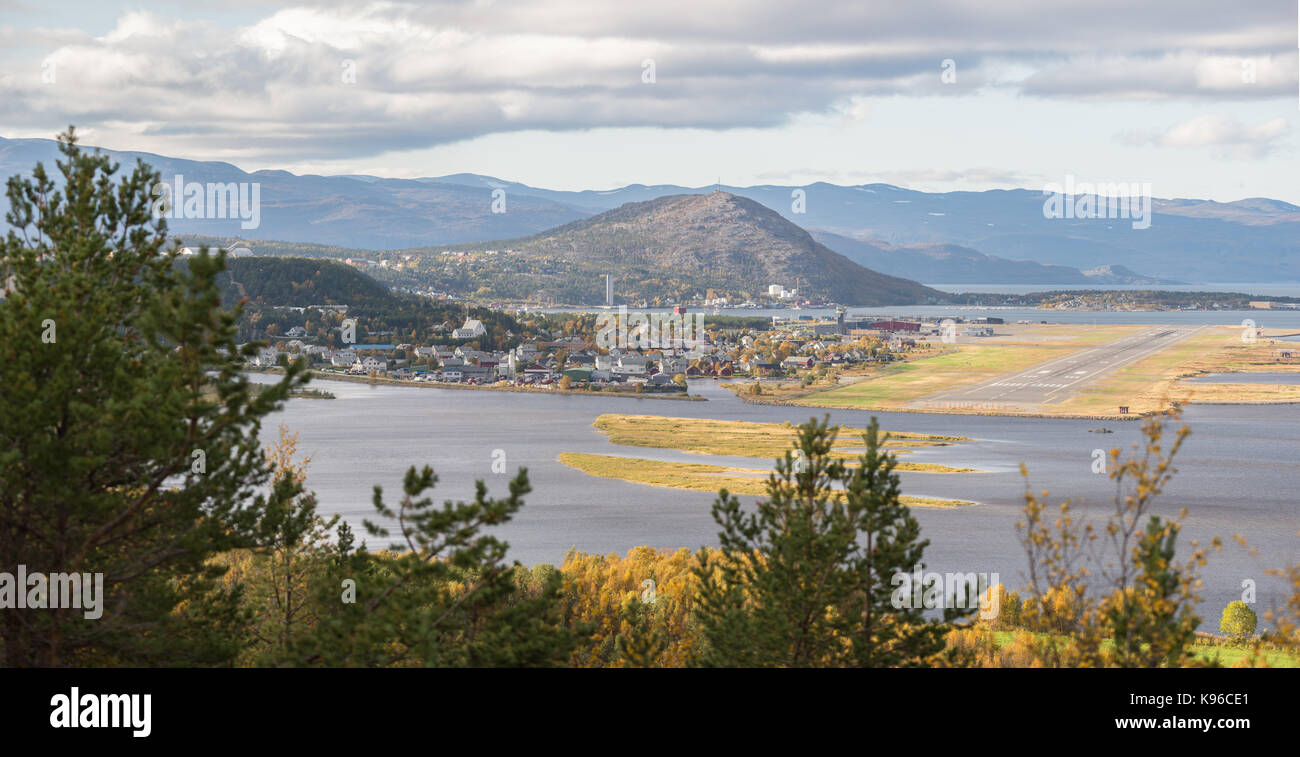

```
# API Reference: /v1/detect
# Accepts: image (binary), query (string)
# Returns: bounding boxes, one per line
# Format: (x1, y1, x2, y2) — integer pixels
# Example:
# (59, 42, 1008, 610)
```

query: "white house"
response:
(330, 349, 357, 367)
(614, 355, 647, 375)
(353, 356, 386, 373)
(452, 318, 486, 340)
(661, 357, 689, 375)
(250, 347, 280, 368)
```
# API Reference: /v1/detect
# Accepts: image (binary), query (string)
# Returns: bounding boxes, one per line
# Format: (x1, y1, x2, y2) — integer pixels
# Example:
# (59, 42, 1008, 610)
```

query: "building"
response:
(868, 319, 920, 332)
(350, 356, 385, 373)
(452, 318, 487, 339)
(614, 355, 647, 375)
(249, 348, 280, 368)
(605, 274, 614, 306)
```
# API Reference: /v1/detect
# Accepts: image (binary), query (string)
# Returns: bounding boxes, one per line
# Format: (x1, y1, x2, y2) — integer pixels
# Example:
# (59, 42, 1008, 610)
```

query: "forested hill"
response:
(209, 256, 521, 349)
(217, 256, 391, 308)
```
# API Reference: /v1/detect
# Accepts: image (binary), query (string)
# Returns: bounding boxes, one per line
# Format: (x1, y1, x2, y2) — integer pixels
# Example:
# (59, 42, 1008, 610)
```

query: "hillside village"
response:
(241, 309, 1006, 392)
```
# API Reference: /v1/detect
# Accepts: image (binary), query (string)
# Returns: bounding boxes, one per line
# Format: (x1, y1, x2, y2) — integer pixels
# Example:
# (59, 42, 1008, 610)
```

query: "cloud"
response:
(1021, 52, 1298, 100)
(0, 1, 1296, 164)
(885, 167, 1042, 187)
(1118, 115, 1291, 159)
(751, 166, 1039, 188)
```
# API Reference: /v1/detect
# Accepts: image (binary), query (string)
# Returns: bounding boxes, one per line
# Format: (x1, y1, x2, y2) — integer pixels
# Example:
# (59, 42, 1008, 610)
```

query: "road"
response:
(915, 326, 1203, 410)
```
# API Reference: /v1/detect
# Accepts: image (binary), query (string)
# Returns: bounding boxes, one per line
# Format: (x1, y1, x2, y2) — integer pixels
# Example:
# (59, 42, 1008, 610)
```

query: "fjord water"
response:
(545, 304, 1300, 330)
(251, 374, 1300, 630)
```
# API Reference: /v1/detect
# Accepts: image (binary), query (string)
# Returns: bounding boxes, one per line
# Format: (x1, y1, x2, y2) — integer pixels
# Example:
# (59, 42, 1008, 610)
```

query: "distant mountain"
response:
(4, 136, 1297, 281)
(0, 138, 592, 248)
(420, 177, 1300, 283)
(811, 231, 1183, 285)
(454, 191, 944, 306)
(1078, 264, 1182, 285)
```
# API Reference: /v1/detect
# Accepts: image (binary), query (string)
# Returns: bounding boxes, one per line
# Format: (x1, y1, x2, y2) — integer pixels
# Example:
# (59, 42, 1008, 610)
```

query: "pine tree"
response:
(0, 128, 310, 666)
(692, 416, 969, 667)
(291, 466, 579, 667)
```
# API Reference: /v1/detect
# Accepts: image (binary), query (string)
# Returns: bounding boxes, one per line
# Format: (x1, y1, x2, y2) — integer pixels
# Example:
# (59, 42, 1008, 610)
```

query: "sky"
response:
(1, 0, 1297, 201)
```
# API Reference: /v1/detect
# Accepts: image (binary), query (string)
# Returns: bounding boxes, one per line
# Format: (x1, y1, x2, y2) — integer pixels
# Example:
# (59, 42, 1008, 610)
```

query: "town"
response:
(240, 306, 1010, 393)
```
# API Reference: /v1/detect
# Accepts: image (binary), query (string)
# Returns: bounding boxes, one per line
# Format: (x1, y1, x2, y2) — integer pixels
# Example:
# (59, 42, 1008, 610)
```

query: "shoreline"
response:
(248, 367, 707, 401)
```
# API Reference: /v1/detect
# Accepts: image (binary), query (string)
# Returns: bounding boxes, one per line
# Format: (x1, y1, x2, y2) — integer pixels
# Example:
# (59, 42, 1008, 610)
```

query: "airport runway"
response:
(916, 326, 1204, 409)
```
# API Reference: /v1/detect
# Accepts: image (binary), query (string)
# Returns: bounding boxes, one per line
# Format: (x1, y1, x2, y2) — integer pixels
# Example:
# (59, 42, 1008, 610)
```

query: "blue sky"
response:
(1, 0, 1296, 201)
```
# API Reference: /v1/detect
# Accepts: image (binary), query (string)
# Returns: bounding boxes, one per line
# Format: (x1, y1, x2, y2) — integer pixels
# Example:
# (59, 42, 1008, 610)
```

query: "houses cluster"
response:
(242, 309, 925, 391)
(243, 338, 730, 389)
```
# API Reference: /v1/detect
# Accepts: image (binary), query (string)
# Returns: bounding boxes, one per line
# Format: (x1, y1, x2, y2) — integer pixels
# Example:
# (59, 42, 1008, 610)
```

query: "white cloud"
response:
(1118, 115, 1291, 159)
(0, 1, 1296, 165)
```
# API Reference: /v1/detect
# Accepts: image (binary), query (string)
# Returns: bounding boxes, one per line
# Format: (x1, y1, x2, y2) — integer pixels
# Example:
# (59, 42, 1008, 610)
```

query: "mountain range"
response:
(809, 231, 1184, 285)
(3, 135, 1298, 283)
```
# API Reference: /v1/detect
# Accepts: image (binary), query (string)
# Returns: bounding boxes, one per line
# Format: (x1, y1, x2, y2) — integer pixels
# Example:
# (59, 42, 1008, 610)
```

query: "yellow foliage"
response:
(559, 546, 702, 667)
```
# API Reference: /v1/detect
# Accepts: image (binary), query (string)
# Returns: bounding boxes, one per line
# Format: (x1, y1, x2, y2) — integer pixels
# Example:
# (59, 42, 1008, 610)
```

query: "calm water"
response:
(251, 373, 1300, 630)
(542, 305, 1300, 330)
(926, 283, 1300, 298)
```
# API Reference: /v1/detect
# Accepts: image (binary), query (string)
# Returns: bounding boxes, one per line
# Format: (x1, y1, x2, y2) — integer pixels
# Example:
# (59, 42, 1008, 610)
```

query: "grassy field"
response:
(558, 452, 977, 508)
(987, 630, 1299, 667)
(722, 344, 953, 402)
(792, 342, 1083, 410)
(591, 414, 978, 473)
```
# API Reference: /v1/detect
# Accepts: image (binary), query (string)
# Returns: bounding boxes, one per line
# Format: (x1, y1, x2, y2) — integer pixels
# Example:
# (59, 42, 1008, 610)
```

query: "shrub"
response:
(1219, 601, 1258, 638)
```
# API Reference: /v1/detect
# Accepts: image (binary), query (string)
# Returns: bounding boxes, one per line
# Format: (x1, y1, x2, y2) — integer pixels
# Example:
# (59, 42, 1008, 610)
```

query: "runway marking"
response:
(920, 326, 1206, 407)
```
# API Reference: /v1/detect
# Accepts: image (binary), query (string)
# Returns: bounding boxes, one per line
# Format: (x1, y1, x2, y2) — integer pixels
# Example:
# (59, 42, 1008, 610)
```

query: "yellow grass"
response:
(792, 342, 1080, 410)
(1052, 327, 1300, 415)
(591, 414, 979, 473)
(558, 452, 977, 508)
(787, 326, 1143, 412)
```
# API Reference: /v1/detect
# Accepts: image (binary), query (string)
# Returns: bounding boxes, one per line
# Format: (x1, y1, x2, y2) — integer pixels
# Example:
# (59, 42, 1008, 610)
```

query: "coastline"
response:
(248, 367, 707, 401)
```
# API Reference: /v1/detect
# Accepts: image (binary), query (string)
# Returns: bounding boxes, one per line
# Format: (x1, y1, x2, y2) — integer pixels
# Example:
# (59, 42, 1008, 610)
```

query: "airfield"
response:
(792, 322, 1300, 418)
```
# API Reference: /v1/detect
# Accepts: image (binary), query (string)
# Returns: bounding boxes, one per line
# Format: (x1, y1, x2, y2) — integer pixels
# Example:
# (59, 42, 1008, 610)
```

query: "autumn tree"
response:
(1014, 410, 1215, 667)
(222, 426, 348, 666)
